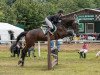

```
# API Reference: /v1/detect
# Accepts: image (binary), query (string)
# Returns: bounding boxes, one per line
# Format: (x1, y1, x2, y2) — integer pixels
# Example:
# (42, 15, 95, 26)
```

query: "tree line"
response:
(0, 0, 100, 30)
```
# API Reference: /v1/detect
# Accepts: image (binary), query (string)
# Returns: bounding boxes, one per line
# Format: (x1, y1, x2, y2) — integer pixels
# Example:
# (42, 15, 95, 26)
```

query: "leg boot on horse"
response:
(18, 48, 28, 66)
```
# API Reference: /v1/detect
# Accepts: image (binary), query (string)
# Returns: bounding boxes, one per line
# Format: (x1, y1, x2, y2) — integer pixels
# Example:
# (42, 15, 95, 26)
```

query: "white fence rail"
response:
(71, 40, 100, 43)
(0, 40, 100, 57)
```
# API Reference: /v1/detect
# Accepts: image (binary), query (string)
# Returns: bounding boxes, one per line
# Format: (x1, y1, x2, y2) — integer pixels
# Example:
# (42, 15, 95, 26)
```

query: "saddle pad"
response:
(40, 25, 47, 34)
(41, 24, 57, 34)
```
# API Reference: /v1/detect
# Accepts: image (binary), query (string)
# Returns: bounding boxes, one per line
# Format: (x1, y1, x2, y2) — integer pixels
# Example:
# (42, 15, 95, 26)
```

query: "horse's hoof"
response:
(18, 60, 22, 66)
(34, 56, 36, 57)
(18, 60, 24, 67)
(18, 60, 21, 65)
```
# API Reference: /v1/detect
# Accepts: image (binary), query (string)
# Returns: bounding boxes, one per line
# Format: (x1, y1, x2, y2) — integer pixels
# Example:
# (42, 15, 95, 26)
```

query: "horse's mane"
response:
(60, 18, 75, 28)
(59, 17, 78, 34)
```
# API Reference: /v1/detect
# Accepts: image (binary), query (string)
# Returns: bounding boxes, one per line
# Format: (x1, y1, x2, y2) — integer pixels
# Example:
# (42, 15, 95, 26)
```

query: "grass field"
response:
(0, 48, 100, 75)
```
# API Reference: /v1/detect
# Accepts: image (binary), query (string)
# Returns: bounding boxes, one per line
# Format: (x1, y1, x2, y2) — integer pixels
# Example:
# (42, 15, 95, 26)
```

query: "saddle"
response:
(41, 24, 57, 35)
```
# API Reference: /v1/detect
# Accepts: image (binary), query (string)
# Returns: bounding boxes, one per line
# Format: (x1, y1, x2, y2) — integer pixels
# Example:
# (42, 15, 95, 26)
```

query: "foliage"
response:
(0, 0, 100, 30)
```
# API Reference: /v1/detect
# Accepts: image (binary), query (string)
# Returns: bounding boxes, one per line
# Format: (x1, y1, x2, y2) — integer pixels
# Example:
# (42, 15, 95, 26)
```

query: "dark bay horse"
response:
(16, 18, 78, 66)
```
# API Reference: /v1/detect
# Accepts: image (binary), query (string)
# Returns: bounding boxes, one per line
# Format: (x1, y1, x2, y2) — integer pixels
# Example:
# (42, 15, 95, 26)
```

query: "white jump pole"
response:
(38, 41, 41, 57)
(54, 40, 56, 48)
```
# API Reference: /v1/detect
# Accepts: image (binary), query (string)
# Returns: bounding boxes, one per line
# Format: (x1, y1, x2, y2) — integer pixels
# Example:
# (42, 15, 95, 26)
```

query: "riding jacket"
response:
(47, 14, 61, 26)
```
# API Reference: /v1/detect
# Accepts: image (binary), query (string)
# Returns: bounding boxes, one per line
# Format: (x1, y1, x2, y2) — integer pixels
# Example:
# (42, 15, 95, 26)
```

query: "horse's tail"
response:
(16, 31, 28, 45)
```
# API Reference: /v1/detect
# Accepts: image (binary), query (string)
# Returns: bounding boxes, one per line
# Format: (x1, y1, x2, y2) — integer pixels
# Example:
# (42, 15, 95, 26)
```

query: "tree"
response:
(94, 0, 100, 8)
(0, 0, 99, 30)
(76, 0, 96, 9)
(6, 0, 16, 6)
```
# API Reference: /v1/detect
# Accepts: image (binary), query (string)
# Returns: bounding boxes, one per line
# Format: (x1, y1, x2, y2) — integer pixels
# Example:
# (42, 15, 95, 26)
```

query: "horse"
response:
(15, 18, 78, 66)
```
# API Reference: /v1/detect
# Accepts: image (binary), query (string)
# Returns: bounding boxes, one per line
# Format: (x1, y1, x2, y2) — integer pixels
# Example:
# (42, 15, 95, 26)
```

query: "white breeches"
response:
(45, 17, 53, 29)
(80, 49, 88, 53)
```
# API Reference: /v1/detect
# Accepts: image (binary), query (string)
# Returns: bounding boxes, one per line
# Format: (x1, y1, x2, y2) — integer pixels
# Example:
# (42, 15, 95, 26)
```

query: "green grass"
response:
(0, 50, 100, 75)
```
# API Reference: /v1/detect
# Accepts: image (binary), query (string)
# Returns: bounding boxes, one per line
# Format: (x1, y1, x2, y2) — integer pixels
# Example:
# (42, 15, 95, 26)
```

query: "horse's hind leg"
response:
(17, 48, 20, 57)
(18, 46, 28, 66)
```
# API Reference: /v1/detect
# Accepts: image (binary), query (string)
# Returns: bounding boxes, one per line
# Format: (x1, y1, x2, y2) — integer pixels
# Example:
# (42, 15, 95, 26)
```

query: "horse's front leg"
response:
(18, 47, 28, 66)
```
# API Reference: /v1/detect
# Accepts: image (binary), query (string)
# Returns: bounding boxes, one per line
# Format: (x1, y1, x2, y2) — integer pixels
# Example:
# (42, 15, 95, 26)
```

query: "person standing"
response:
(78, 42, 88, 59)
(8, 30, 15, 44)
(50, 39, 62, 52)
(56, 39, 63, 52)
(50, 40, 54, 49)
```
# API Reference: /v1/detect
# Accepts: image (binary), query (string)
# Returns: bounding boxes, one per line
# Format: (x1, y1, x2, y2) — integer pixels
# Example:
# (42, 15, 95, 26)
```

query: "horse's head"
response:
(60, 18, 79, 36)
(56, 24, 74, 38)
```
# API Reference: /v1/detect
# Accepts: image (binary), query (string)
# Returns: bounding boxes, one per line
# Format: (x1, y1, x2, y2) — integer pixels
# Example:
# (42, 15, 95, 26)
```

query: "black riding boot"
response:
(83, 53, 86, 59)
(80, 52, 83, 58)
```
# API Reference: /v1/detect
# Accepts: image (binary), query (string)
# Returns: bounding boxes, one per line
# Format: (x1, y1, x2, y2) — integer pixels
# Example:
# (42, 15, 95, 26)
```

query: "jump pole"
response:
(47, 31, 52, 70)
(47, 30, 58, 70)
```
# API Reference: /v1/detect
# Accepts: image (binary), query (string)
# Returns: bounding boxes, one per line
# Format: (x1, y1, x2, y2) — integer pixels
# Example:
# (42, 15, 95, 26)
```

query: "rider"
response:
(45, 10, 64, 34)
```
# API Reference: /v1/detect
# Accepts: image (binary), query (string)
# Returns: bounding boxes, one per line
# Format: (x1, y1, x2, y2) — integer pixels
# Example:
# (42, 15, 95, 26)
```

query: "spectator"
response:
(76, 34, 80, 40)
(93, 32, 97, 40)
(83, 34, 88, 40)
(10, 41, 22, 57)
(50, 39, 62, 52)
(97, 34, 100, 40)
(56, 39, 63, 51)
(73, 34, 78, 44)
(50, 40, 54, 49)
(22, 44, 36, 57)
(8, 30, 15, 43)
(78, 42, 88, 59)
(27, 47, 36, 57)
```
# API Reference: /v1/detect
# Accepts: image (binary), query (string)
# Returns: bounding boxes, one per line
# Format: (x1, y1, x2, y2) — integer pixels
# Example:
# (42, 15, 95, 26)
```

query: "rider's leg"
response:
(83, 50, 88, 58)
(83, 53, 86, 58)
(45, 17, 53, 29)
(80, 52, 84, 58)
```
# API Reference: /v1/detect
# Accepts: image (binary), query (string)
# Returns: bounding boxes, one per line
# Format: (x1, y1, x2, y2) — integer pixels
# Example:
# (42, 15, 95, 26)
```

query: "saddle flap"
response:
(41, 24, 57, 35)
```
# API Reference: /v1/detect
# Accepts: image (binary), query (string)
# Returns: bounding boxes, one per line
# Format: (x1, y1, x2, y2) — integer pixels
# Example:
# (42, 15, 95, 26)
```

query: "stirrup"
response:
(48, 31, 53, 35)
(45, 30, 53, 36)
